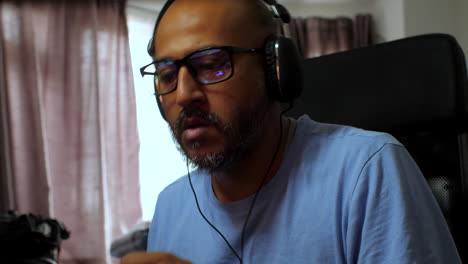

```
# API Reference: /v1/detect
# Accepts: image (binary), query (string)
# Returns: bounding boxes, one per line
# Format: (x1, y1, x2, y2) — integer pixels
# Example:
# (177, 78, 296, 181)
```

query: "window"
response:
(127, 6, 188, 220)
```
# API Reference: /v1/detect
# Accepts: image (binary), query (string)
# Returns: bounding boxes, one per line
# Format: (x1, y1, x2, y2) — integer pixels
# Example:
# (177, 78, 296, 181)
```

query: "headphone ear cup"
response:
(264, 36, 281, 100)
(264, 35, 303, 102)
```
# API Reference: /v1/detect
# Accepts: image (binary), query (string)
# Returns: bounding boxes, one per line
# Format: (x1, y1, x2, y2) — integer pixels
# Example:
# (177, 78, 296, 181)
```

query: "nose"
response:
(175, 66, 207, 109)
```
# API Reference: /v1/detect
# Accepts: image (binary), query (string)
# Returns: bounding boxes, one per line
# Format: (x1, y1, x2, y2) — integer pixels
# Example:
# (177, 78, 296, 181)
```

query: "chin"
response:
(185, 143, 220, 159)
(188, 152, 226, 171)
(181, 142, 230, 171)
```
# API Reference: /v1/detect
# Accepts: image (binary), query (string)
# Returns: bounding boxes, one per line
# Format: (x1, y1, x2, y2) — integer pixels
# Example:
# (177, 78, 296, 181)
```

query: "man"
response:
(123, 0, 461, 263)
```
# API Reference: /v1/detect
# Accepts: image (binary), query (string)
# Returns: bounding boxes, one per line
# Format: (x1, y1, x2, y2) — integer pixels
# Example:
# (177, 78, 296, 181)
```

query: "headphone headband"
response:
(147, 0, 291, 57)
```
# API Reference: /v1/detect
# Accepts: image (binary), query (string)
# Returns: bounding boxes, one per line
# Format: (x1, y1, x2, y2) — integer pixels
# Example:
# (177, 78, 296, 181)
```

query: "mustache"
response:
(174, 107, 223, 136)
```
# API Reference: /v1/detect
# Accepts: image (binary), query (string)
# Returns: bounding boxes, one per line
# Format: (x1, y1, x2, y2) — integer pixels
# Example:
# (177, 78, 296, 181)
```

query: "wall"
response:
(128, 0, 165, 12)
(373, 0, 405, 42)
(283, 2, 376, 18)
(403, 0, 459, 37)
(402, 0, 468, 56)
(455, 0, 468, 55)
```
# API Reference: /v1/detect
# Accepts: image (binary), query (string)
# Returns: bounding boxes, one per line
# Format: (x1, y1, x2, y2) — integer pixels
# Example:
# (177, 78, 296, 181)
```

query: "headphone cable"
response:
(240, 114, 285, 259)
(188, 161, 243, 262)
(188, 113, 287, 264)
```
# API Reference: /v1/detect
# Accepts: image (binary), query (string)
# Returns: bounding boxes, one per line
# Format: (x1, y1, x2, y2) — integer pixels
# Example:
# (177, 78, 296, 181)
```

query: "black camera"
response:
(0, 211, 70, 264)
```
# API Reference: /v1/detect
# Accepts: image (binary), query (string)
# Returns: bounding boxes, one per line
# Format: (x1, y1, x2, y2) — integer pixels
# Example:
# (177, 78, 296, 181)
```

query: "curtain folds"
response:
(288, 14, 374, 58)
(354, 14, 373, 48)
(0, 0, 141, 263)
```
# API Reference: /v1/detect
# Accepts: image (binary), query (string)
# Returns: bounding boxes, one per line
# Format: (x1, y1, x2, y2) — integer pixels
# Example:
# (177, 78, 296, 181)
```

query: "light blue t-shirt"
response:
(148, 115, 460, 263)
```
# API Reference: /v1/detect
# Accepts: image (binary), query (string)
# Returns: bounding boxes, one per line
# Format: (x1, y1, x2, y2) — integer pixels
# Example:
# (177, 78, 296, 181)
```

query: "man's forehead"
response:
(154, 0, 267, 58)
(162, 0, 257, 15)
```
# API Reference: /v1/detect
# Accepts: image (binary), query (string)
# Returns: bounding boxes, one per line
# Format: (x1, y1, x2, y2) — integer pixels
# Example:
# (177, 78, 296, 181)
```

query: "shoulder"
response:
(156, 169, 205, 203)
(296, 115, 401, 147)
(148, 170, 207, 250)
(158, 174, 190, 198)
(293, 115, 405, 171)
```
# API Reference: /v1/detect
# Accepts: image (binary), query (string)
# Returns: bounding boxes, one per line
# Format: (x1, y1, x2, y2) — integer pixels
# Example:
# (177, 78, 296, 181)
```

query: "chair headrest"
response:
(289, 33, 468, 134)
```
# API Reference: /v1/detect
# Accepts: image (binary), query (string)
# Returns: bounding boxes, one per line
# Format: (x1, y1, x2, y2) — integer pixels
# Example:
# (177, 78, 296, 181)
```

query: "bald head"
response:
(151, 0, 278, 58)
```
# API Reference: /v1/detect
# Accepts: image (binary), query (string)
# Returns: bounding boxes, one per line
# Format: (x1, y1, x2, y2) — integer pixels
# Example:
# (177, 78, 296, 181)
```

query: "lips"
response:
(180, 116, 212, 141)
(182, 116, 211, 130)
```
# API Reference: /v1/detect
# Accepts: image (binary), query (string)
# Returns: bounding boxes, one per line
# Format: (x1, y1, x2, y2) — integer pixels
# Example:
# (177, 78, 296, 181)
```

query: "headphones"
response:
(147, 0, 303, 120)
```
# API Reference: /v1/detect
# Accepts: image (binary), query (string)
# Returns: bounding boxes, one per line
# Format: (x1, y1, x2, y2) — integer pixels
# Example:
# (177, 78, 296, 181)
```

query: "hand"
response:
(120, 252, 192, 264)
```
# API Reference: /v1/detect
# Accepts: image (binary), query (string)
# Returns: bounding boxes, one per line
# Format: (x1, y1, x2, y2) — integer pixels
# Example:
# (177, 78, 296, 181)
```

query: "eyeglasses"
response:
(140, 46, 264, 96)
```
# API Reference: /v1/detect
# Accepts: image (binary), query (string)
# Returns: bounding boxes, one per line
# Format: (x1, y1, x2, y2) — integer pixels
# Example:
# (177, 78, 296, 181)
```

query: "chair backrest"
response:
(287, 33, 468, 261)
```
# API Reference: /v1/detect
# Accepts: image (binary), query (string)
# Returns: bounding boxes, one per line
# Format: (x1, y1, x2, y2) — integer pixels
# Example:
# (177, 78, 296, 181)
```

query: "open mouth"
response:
(179, 116, 214, 142)
(182, 116, 212, 130)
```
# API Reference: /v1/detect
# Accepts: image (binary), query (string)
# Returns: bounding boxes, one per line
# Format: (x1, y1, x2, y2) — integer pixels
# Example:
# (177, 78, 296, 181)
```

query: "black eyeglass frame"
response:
(140, 46, 264, 96)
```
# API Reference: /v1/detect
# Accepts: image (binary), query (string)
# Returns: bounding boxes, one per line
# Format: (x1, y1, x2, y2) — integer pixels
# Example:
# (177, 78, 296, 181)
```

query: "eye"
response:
(156, 61, 177, 83)
(198, 60, 225, 70)
(190, 48, 227, 63)
(191, 50, 230, 73)
(159, 70, 177, 83)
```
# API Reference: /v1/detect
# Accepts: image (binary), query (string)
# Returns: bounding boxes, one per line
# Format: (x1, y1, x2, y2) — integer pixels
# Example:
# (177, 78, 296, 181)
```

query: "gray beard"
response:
(169, 105, 269, 172)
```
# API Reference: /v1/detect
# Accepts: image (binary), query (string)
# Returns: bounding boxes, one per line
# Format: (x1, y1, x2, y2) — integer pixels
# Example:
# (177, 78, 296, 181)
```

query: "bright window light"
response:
(127, 6, 188, 221)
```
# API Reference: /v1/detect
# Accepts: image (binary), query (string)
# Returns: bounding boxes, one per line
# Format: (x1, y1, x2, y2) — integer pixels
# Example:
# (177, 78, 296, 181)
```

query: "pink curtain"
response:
(288, 14, 373, 58)
(354, 14, 373, 48)
(0, 0, 141, 263)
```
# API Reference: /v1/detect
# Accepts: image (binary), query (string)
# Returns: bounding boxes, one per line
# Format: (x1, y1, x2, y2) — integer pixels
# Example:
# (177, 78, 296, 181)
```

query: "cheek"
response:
(207, 86, 261, 121)
(160, 96, 178, 126)
(162, 96, 177, 112)
(235, 66, 267, 100)
(204, 89, 239, 121)
(204, 87, 236, 101)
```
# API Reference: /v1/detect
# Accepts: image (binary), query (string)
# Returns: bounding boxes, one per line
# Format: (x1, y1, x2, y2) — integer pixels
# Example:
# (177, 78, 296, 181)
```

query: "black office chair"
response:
(287, 33, 468, 261)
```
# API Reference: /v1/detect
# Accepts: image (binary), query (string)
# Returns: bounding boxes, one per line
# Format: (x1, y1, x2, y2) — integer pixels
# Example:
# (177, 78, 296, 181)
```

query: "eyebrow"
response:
(154, 44, 222, 61)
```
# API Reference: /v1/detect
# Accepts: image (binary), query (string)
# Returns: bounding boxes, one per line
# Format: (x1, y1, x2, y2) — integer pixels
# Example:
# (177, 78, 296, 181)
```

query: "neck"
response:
(211, 110, 296, 203)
